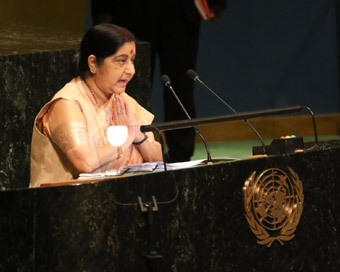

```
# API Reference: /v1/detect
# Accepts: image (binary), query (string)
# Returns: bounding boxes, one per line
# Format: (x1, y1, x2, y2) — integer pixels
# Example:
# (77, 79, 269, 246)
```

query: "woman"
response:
(30, 24, 162, 187)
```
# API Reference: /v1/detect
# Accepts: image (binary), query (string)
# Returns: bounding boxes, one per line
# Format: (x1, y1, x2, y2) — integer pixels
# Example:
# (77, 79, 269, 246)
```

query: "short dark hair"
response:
(73, 24, 136, 78)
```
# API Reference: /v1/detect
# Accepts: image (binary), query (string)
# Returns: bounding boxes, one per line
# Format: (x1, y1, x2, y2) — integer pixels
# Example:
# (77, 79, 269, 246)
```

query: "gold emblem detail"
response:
(243, 168, 304, 247)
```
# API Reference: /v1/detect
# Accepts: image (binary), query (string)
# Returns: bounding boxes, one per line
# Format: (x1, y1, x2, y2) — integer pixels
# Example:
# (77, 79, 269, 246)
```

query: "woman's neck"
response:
(83, 77, 109, 107)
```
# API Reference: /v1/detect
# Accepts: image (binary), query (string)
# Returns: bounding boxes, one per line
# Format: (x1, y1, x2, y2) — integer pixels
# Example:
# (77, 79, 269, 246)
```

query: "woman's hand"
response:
(111, 94, 162, 162)
(111, 94, 145, 143)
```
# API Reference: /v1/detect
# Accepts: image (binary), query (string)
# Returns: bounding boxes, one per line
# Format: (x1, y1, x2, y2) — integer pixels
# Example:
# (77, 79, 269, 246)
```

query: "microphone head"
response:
(186, 69, 199, 81)
(161, 74, 171, 86)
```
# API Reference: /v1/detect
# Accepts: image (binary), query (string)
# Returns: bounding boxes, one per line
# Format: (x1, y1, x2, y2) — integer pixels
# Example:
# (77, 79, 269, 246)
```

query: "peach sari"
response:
(30, 77, 155, 187)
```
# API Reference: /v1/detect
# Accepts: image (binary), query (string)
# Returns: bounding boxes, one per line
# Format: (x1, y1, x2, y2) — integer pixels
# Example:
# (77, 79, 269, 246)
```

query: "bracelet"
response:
(117, 146, 123, 159)
(133, 134, 148, 145)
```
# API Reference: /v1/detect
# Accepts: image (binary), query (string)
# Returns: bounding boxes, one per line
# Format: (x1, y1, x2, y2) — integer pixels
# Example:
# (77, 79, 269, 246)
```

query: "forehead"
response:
(114, 42, 136, 56)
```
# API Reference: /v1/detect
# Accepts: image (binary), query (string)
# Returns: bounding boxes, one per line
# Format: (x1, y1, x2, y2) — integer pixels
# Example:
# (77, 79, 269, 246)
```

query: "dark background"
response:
(87, 0, 340, 122)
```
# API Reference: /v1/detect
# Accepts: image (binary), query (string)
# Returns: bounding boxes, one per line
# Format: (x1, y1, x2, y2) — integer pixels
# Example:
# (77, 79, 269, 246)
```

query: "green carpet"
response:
(191, 135, 340, 161)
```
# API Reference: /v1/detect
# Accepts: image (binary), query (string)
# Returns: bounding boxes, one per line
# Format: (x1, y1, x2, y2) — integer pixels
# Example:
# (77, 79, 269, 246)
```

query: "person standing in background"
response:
(92, 0, 226, 162)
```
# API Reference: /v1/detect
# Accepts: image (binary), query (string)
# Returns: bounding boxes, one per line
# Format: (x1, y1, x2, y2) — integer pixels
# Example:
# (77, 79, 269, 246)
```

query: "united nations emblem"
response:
(243, 168, 304, 247)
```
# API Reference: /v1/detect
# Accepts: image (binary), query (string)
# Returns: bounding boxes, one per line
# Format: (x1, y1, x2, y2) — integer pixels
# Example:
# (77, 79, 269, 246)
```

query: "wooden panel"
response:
(196, 113, 340, 142)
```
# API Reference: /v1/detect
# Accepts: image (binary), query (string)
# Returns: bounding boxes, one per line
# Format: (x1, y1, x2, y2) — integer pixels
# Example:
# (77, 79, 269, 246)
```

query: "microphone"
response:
(160, 74, 212, 163)
(186, 69, 266, 155)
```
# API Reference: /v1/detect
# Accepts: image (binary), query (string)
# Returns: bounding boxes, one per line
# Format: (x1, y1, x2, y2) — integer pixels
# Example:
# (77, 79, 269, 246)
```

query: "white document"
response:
(78, 158, 238, 179)
(119, 159, 208, 173)
(78, 169, 122, 180)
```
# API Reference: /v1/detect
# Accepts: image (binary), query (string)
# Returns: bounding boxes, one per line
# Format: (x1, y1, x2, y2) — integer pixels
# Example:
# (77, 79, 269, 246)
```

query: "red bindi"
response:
(130, 49, 134, 54)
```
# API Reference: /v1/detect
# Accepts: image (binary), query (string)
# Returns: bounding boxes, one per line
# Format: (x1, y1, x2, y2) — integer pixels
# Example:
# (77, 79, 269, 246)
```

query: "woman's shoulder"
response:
(36, 78, 84, 120)
(53, 77, 83, 99)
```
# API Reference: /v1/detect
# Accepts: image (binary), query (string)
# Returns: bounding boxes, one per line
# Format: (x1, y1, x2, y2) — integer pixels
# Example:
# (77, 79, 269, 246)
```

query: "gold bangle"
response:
(117, 146, 122, 159)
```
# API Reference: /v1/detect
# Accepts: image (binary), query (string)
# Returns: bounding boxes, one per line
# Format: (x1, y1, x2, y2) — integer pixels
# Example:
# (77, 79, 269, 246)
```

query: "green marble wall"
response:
(0, 49, 76, 190)
(0, 141, 339, 271)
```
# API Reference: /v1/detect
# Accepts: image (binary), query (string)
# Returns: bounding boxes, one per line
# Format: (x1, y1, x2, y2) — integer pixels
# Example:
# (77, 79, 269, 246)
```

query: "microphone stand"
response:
(187, 69, 266, 155)
(161, 75, 212, 163)
(301, 106, 318, 144)
(144, 126, 167, 171)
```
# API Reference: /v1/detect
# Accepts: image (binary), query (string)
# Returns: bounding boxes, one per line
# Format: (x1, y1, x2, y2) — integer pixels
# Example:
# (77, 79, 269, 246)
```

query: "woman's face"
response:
(93, 41, 136, 97)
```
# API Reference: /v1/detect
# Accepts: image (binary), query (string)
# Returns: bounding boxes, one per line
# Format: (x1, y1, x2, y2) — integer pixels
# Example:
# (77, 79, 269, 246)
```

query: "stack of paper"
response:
(78, 169, 121, 180)
(120, 159, 206, 173)
(78, 158, 238, 179)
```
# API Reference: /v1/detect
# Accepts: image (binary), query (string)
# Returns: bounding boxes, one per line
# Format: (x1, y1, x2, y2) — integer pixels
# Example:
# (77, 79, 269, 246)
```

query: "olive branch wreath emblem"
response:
(243, 168, 304, 247)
